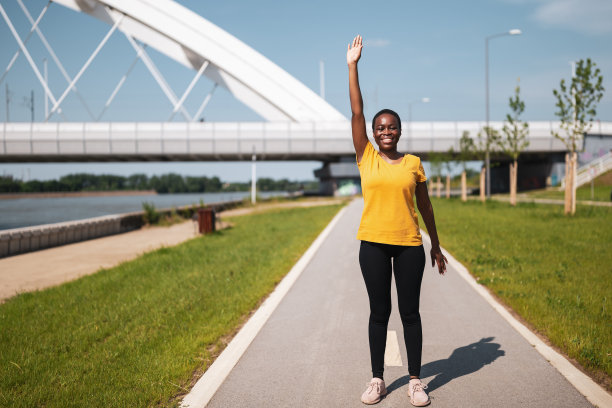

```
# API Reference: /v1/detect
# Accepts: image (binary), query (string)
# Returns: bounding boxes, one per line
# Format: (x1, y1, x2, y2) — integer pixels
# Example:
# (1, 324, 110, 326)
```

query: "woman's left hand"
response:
(430, 245, 448, 275)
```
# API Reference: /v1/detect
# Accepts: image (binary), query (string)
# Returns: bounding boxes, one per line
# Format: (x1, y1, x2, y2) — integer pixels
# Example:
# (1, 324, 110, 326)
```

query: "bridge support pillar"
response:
(490, 153, 566, 193)
(313, 158, 361, 196)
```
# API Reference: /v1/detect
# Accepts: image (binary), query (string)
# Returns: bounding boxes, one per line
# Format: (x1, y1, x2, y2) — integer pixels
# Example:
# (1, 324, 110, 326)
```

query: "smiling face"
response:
(373, 113, 401, 153)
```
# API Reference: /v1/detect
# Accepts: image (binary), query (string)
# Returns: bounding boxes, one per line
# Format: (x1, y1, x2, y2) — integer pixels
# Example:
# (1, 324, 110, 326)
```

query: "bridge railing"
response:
(2, 121, 610, 160)
(562, 151, 612, 189)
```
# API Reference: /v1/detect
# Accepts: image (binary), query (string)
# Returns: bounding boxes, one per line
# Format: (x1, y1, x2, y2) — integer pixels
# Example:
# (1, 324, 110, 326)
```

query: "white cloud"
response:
(364, 38, 390, 47)
(529, 0, 612, 35)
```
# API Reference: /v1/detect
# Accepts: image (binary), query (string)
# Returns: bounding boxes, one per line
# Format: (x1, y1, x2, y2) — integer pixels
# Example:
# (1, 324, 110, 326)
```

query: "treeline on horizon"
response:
(0, 173, 319, 194)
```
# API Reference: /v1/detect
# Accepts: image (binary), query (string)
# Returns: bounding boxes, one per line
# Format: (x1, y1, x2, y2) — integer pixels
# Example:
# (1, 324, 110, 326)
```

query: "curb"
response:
(421, 230, 612, 408)
(180, 204, 349, 408)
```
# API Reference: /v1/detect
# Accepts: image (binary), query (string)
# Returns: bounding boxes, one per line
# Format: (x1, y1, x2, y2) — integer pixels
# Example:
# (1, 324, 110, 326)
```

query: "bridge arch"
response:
(52, 0, 346, 122)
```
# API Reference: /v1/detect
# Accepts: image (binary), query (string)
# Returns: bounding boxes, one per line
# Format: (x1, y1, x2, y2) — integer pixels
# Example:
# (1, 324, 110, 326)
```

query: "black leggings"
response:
(359, 241, 426, 379)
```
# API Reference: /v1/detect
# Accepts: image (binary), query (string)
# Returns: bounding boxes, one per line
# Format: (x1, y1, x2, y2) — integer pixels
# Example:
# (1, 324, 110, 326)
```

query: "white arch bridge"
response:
(0, 0, 345, 123)
(2, 0, 611, 164)
(2, 0, 611, 195)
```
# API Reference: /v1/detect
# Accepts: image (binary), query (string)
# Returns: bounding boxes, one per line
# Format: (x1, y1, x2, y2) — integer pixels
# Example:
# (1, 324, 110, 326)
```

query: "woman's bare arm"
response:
(347, 35, 368, 162)
(415, 181, 448, 275)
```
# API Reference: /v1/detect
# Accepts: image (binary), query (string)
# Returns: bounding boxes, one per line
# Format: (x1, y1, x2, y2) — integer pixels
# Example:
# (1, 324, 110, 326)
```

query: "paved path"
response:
(206, 199, 593, 408)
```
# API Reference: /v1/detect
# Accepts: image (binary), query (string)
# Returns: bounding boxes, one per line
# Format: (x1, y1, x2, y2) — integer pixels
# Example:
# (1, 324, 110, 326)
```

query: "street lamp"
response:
(407, 97, 430, 139)
(485, 28, 521, 198)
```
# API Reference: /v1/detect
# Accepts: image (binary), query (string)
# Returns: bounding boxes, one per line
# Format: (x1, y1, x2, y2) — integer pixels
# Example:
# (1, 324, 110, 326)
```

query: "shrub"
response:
(142, 202, 160, 225)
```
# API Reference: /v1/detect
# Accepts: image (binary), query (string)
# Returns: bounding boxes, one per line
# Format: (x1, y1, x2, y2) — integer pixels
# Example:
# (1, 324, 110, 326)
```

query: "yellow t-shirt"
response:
(356, 142, 427, 246)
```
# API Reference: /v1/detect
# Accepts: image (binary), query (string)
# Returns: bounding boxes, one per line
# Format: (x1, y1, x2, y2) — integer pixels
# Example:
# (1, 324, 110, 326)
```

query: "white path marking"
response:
(384, 330, 403, 367)
(421, 229, 612, 408)
(180, 205, 349, 408)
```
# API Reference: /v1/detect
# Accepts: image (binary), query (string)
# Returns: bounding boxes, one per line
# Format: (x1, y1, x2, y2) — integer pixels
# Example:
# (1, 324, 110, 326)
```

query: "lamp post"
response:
(407, 97, 430, 139)
(251, 146, 256, 204)
(485, 28, 521, 198)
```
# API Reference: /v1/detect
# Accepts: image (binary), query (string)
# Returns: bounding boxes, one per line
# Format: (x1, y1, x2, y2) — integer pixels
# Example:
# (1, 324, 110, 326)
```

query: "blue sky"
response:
(1, 0, 611, 181)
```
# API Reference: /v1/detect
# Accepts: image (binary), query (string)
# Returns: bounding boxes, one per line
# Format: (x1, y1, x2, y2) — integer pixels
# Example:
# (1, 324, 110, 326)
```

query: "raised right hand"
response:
(347, 35, 363, 65)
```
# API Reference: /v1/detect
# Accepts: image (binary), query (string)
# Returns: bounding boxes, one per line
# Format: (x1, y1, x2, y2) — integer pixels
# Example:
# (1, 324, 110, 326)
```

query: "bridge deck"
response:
(2, 121, 610, 162)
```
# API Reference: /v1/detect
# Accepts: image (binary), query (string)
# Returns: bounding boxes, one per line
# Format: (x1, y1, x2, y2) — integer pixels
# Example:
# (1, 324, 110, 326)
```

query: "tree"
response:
(443, 149, 454, 199)
(204, 176, 222, 192)
(428, 152, 444, 198)
(23, 180, 44, 193)
(498, 80, 529, 206)
(163, 173, 186, 193)
(127, 173, 150, 190)
(474, 126, 500, 202)
(458, 131, 475, 201)
(552, 58, 604, 214)
(0, 176, 21, 193)
(58, 173, 87, 191)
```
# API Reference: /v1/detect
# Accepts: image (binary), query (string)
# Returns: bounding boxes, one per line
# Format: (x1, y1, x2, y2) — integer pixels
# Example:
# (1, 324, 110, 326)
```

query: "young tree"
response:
(498, 80, 529, 206)
(552, 58, 604, 214)
(458, 131, 475, 202)
(443, 148, 454, 199)
(428, 152, 444, 198)
(474, 126, 500, 202)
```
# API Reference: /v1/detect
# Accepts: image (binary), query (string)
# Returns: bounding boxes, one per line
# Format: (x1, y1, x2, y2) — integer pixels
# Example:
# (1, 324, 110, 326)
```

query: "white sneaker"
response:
(408, 378, 430, 406)
(361, 378, 387, 405)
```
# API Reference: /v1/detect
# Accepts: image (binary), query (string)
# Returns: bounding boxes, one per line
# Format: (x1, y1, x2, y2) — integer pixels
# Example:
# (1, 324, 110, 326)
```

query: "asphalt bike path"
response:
(205, 199, 593, 407)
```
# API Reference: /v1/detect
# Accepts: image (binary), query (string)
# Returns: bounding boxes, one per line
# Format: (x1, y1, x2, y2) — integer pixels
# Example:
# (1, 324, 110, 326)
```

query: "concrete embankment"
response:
(0, 200, 243, 258)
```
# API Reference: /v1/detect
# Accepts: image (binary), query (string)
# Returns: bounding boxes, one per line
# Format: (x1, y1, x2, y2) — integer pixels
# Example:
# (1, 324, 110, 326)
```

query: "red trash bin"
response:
(197, 208, 216, 234)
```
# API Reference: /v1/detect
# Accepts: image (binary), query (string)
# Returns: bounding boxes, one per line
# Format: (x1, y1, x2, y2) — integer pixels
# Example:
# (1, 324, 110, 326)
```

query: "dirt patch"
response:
(594, 169, 612, 186)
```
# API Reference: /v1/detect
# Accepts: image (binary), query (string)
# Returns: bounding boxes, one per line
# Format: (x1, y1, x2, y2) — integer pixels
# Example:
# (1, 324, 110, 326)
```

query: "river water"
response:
(0, 191, 286, 230)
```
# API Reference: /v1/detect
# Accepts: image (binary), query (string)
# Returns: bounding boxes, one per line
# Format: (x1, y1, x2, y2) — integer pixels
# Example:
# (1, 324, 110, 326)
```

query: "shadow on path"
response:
(387, 337, 505, 394)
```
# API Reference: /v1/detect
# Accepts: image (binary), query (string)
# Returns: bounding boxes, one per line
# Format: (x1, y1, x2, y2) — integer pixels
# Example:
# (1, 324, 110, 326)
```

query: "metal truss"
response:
(47, 13, 124, 120)
(96, 43, 148, 121)
(16, 0, 96, 120)
(194, 83, 218, 122)
(0, 1, 218, 122)
(123, 33, 216, 122)
(168, 60, 209, 121)
(123, 34, 191, 121)
(0, 1, 50, 87)
(0, 3, 67, 120)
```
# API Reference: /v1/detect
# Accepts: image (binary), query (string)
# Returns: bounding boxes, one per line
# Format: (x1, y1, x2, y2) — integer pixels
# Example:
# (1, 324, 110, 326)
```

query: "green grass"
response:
(523, 185, 611, 202)
(522, 169, 612, 202)
(422, 198, 612, 388)
(0, 204, 343, 407)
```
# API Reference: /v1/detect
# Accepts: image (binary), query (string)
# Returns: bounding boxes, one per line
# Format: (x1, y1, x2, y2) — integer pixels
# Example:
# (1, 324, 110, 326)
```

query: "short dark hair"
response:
(372, 109, 402, 131)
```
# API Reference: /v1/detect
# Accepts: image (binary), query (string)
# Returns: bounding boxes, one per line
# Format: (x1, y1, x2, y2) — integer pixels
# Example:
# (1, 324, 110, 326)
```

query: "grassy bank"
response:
(421, 198, 612, 388)
(0, 204, 343, 407)
(522, 185, 611, 202)
(522, 169, 612, 202)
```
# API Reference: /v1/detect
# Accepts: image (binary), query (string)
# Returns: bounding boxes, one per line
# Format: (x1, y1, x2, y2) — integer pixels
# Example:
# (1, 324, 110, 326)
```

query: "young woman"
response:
(347, 35, 447, 407)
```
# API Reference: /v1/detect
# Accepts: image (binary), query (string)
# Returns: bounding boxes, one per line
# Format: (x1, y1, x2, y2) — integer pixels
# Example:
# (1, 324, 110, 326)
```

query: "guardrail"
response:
(562, 151, 612, 188)
(2, 121, 605, 161)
